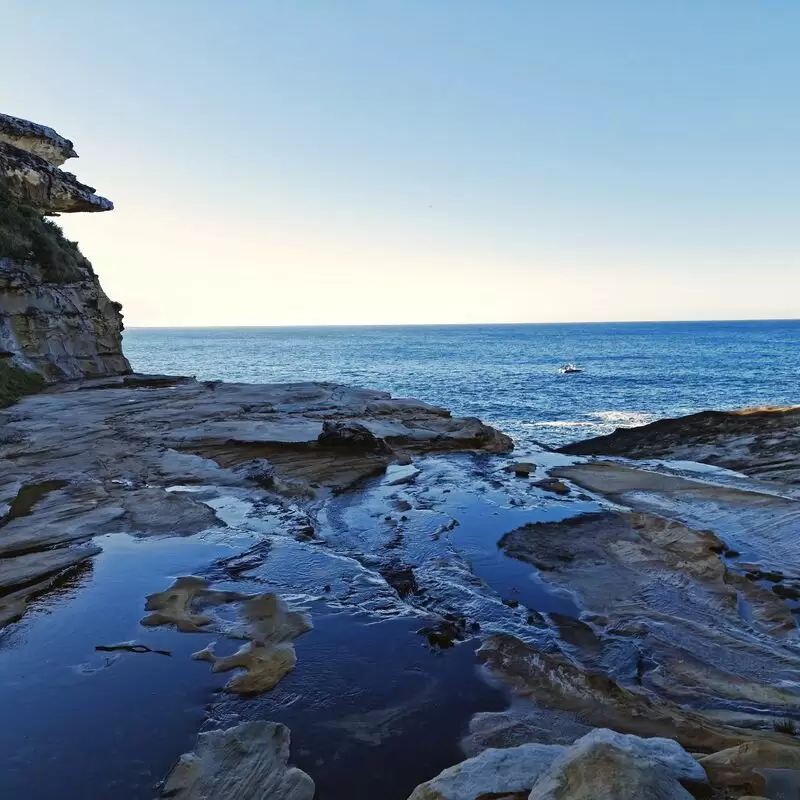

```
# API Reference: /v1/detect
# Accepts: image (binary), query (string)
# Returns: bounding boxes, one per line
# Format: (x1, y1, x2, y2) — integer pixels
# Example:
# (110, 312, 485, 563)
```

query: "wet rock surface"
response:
(1, 379, 800, 798)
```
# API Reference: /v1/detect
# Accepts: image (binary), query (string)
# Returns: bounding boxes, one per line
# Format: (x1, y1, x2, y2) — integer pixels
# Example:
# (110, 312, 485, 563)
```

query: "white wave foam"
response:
(588, 410, 656, 428)
(533, 420, 595, 428)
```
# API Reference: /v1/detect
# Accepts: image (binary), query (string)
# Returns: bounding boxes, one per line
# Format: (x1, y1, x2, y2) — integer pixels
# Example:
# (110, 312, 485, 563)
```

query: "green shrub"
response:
(0, 362, 45, 408)
(0, 181, 90, 282)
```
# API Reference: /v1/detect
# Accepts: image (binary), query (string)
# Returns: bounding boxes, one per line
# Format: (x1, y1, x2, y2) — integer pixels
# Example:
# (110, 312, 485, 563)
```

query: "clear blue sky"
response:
(4, 1, 799, 325)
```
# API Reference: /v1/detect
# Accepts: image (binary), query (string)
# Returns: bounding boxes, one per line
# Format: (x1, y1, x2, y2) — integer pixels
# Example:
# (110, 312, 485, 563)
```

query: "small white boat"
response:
(559, 363, 583, 374)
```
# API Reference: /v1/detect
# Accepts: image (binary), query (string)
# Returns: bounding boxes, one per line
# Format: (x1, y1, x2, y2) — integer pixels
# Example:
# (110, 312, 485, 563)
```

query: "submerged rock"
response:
(141, 576, 246, 633)
(144, 581, 312, 694)
(239, 592, 312, 644)
(160, 720, 314, 800)
(193, 640, 299, 694)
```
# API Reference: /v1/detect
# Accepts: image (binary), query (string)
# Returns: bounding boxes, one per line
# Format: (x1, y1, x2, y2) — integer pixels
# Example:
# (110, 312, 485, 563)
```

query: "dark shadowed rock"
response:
(380, 562, 420, 598)
(558, 406, 800, 484)
(318, 419, 392, 453)
(533, 477, 570, 495)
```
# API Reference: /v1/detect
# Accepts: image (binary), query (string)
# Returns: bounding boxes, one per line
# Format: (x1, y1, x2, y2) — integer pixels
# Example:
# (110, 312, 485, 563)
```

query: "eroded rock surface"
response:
(160, 720, 314, 800)
(559, 406, 800, 484)
(0, 113, 78, 166)
(0, 142, 112, 213)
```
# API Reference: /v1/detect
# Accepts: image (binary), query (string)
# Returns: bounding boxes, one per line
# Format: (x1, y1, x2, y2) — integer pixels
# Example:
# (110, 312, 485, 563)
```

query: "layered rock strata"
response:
(0, 377, 512, 628)
(0, 112, 129, 381)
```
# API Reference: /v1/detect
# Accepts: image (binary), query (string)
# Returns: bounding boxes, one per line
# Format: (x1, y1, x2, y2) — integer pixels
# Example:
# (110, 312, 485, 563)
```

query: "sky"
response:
(3, 1, 799, 326)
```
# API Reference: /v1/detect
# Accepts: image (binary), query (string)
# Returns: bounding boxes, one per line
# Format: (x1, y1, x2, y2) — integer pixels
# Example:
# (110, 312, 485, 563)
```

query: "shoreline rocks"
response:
(558, 405, 800, 484)
(408, 728, 708, 800)
(0, 377, 511, 630)
(160, 721, 314, 800)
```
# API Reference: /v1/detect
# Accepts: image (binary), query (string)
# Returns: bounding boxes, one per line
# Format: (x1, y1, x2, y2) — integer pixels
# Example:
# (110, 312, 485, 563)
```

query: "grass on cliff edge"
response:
(0, 362, 45, 408)
(0, 183, 91, 282)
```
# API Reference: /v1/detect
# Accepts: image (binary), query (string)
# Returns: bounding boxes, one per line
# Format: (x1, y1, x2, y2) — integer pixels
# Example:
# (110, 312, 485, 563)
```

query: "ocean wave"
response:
(588, 410, 656, 428)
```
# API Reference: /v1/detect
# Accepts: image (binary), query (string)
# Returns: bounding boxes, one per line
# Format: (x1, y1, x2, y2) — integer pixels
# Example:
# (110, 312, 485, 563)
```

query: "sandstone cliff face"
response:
(0, 112, 129, 381)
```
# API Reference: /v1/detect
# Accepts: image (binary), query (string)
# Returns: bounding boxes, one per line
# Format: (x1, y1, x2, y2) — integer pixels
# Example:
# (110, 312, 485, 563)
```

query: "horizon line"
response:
(124, 317, 800, 331)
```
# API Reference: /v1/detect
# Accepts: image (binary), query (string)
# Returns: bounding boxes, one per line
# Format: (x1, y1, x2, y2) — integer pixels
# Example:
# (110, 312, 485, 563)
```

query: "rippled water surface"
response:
(124, 320, 800, 447)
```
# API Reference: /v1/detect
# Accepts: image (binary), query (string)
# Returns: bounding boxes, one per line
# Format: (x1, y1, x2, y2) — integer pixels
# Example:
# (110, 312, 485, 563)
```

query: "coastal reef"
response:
(559, 405, 800, 484)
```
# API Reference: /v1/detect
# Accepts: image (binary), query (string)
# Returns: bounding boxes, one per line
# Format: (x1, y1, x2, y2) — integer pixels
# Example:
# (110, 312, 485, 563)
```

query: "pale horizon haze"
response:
(3, 1, 799, 326)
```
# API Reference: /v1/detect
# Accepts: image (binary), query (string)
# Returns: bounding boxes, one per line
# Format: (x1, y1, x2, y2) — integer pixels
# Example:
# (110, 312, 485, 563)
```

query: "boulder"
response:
(698, 740, 800, 795)
(409, 729, 707, 800)
(529, 735, 697, 799)
(160, 720, 314, 800)
(407, 742, 566, 800)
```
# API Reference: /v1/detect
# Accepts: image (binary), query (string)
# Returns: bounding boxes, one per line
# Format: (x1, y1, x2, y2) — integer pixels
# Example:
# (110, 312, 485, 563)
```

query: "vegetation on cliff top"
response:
(0, 362, 45, 408)
(0, 181, 91, 282)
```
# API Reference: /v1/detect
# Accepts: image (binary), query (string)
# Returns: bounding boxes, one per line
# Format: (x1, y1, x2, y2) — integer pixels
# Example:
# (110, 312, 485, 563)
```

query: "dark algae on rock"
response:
(0, 360, 45, 407)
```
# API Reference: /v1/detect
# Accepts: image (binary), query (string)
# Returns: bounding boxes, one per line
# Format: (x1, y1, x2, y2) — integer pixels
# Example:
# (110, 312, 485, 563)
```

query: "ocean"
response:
(123, 319, 800, 450)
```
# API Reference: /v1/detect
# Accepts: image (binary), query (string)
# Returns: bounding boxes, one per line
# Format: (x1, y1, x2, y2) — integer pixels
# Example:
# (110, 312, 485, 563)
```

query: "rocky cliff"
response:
(0, 112, 129, 384)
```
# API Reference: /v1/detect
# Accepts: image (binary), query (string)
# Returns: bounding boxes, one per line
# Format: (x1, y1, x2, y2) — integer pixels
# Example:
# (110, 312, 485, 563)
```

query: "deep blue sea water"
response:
(123, 320, 800, 450)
